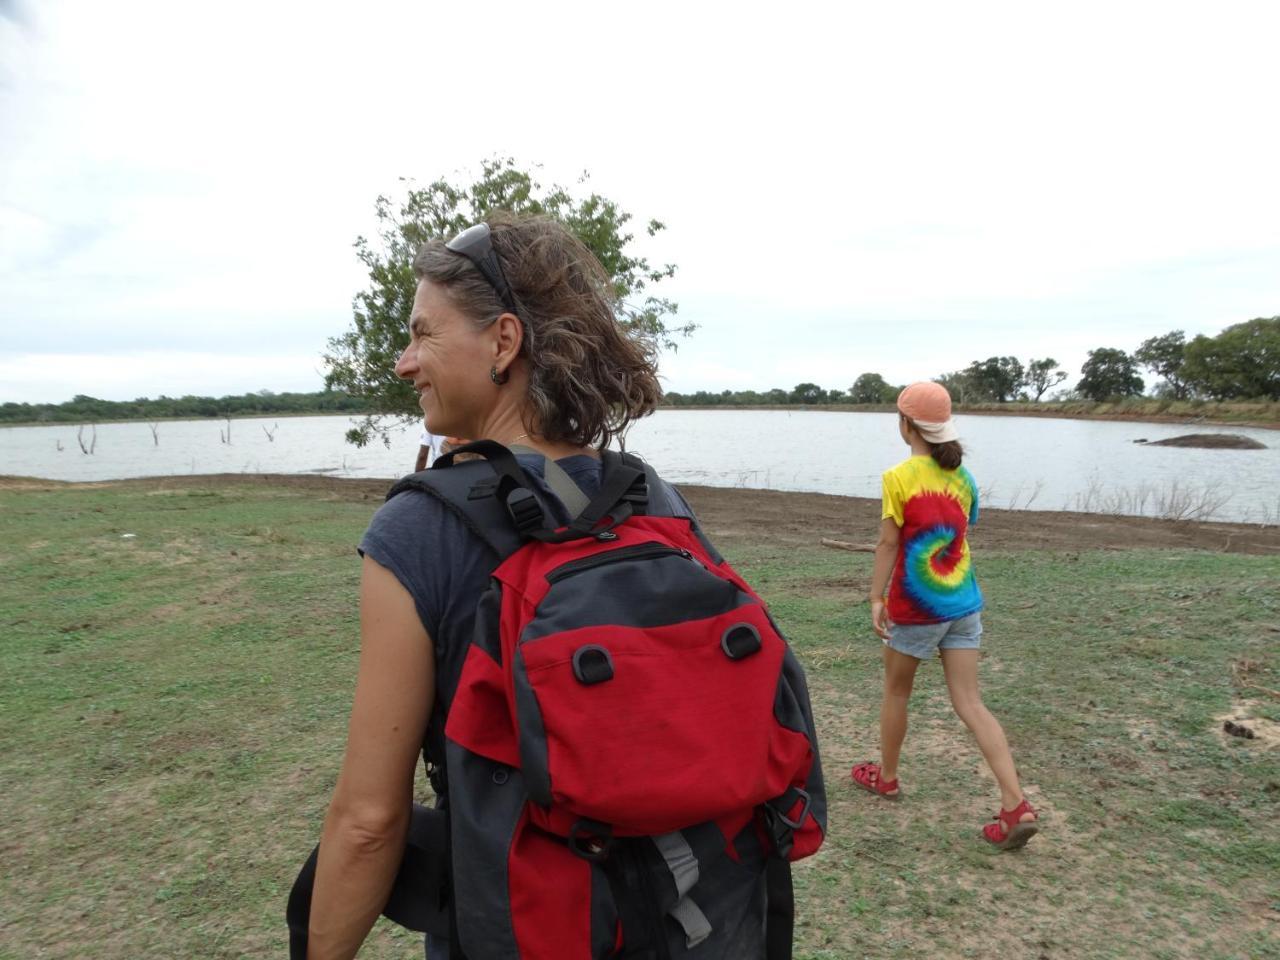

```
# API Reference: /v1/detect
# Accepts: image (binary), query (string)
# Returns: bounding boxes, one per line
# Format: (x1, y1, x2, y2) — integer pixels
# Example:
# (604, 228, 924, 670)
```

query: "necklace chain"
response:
(506, 432, 530, 446)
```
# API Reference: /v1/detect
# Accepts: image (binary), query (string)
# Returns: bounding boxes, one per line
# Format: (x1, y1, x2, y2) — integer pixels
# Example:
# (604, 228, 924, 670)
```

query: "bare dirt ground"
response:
(7, 473, 1278, 556)
(679, 484, 1280, 555)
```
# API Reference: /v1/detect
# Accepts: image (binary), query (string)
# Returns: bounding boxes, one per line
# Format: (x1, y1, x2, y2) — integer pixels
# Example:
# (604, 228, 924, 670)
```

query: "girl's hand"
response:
(870, 599, 892, 641)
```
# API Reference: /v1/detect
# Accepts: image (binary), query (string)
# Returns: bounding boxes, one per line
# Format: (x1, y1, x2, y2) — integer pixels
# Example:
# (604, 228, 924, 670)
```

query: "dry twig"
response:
(1232, 659, 1280, 699)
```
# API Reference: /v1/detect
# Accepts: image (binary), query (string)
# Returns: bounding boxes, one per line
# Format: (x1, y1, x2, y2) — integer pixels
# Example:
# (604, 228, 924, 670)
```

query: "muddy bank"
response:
(954, 407, 1280, 431)
(7, 473, 1277, 556)
(676, 485, 1280, 556)
(664, 404, 1280, 430)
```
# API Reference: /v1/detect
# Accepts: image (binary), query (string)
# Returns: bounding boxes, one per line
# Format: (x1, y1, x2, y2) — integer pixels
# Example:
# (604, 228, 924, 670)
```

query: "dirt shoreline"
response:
(6, 473, 1277, 556)
(956, 407, 1279, 431)
(668, 405, 1280, 431)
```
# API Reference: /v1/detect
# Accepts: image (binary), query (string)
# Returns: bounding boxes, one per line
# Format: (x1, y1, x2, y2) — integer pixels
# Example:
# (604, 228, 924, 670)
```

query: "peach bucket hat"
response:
(896, 381, 960, 443)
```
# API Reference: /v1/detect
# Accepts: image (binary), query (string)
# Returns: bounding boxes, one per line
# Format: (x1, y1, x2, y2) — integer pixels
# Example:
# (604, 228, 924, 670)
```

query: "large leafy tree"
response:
(1077, 348, 1144, 400)
(935, 359, 1022, 404)
(935, 369, 984, 403)
(790, 383, 826, 404)
(324, 158, 691, 446)
(1134, 331, 1191, 399)
(1025, 357, 1067, 401)
(963, 356, 1025, 402)
(848, 372, 899, 404)
(1181, 316, 1280, 399)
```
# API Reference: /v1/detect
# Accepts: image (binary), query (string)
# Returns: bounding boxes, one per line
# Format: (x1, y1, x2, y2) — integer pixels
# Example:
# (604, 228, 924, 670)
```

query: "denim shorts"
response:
(886, 611, 983, 660)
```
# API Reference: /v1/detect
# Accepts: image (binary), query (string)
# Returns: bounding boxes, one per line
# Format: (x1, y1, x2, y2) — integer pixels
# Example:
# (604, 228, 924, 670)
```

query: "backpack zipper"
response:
(545, 542, 694, 584)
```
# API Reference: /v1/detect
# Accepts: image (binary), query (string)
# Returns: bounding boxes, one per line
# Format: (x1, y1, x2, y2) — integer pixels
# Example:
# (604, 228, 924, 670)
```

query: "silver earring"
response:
(490, 366, 509, 385)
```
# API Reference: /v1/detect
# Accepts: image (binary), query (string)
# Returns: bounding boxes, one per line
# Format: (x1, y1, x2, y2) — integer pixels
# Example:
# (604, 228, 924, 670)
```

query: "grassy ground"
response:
(1, 480, 1277, 959)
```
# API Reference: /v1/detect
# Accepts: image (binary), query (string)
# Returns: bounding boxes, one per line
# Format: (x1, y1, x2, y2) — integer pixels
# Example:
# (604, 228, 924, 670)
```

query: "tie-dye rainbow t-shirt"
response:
(881, 455, 983, 625)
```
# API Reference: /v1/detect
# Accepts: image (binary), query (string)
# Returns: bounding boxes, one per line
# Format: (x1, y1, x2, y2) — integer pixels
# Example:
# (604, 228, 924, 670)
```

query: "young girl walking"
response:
(852, 381, 1039, 850)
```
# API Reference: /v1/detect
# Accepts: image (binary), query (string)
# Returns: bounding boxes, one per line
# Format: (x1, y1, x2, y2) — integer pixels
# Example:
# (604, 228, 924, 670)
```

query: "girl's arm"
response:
(868, 517, 900, 640)
(307, 555, 434, 960)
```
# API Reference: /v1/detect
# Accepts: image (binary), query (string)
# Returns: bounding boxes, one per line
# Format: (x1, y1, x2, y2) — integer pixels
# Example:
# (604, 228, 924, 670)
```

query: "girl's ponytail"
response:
(929, 440, 963, 470)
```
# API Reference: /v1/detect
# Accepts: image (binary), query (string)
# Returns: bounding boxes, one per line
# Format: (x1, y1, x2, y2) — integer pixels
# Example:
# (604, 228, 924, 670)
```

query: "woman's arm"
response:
(307, 555, 434, 960)
(867, 517, 900, 641)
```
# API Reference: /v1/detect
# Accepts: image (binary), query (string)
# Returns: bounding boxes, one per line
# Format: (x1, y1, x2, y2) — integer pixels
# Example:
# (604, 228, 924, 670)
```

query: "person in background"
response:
(852, 381, 1039, 851)
(437, 435, 472, 461)
(414, 423, 445, 471)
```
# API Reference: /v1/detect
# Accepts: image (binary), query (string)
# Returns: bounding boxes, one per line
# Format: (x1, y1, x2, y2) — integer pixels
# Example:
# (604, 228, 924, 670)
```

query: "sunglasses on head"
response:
(445, 223, 519, 316)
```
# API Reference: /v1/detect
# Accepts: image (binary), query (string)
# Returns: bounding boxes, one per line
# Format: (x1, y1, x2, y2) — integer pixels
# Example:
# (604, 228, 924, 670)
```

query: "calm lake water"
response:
(2, 410, 1277, 523)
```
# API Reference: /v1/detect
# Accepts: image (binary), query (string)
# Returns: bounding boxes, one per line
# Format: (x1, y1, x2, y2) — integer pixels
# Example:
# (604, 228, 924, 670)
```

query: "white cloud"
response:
(2, 0, 1279, 403)
(0, 351, 326, 404)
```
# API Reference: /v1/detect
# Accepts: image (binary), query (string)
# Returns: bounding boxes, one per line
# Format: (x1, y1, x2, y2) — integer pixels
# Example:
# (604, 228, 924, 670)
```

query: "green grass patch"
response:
(2, 482, 1277, 958)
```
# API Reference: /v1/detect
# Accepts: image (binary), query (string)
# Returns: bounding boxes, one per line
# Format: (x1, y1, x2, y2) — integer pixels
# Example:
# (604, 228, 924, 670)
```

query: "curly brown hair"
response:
(412, 213, 662, 449)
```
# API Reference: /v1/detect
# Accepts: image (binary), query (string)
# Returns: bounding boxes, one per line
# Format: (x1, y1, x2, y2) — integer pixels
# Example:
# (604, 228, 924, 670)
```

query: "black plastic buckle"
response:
(621, 477, 649, 512)
(775, 787, 811, 830)
(505, 486, 546, 536)
(568, 818, 614, 862)
(762, 787, 811, 859)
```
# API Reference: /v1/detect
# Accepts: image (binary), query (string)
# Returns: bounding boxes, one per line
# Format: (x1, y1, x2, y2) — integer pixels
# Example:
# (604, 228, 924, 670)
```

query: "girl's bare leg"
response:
(939, 648, 1032, 818)
(878, 645, 921, 788)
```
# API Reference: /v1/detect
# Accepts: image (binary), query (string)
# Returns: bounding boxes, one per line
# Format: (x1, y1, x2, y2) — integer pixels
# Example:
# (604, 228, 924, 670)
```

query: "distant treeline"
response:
(667, 316, 1280, 407)
(1, 390, 372, 425)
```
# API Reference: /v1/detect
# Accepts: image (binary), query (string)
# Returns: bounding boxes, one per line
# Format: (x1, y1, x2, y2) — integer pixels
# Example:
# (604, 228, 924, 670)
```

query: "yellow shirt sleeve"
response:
(881, 469, 905, 526)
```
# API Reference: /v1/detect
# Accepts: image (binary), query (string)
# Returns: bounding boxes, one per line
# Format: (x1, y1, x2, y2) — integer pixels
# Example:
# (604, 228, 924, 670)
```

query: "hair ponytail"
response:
(929, 440, 963, 470)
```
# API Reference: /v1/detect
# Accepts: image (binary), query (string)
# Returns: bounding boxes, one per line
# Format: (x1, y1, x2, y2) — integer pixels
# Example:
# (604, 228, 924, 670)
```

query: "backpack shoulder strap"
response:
(509, 444, 591, 518)
(612, 450, 725, 564)
(387, 444, 714, 557)
(385, 458, 526, 560)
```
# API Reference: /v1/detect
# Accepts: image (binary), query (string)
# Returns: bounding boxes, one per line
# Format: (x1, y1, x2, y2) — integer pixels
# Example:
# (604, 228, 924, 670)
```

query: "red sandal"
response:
(982, 798, 1038, 850)
(851, 762, 900, 800)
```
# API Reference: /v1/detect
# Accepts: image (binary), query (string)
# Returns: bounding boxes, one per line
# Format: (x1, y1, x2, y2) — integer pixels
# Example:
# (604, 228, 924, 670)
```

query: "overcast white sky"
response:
(2, 0, 1278, 404)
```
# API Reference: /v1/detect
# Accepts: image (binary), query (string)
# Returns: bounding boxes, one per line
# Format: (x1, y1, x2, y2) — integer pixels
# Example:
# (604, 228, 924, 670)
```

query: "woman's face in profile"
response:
(396, 280, 495, 438)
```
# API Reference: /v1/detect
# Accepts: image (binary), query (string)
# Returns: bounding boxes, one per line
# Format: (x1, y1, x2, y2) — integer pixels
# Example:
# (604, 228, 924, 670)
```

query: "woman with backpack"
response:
(296, 214, 825, 959)
(851, 381, 1038, 850)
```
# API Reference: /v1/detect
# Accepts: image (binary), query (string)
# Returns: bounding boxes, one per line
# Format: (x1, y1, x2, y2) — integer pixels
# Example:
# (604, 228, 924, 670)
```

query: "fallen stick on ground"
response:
(1232, 660, 1280, 699)
(820, 537, 876, 553)
(1236, 678, 1280, 700)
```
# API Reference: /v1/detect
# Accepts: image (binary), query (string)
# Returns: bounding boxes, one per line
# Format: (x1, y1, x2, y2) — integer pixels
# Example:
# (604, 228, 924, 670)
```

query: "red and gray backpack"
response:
(291, 442, 826, 959)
